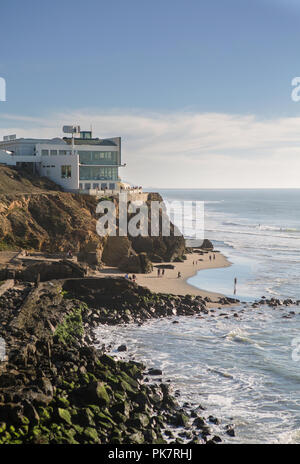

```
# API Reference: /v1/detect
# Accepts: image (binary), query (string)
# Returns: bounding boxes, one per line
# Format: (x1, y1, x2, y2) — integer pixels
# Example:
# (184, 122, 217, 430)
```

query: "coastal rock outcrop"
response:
(0, 277, 227, 444)
(0, 167, 186, 273)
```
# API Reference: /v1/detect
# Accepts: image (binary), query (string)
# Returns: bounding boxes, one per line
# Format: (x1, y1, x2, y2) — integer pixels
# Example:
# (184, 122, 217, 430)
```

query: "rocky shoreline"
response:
(0, 277, 238, 445)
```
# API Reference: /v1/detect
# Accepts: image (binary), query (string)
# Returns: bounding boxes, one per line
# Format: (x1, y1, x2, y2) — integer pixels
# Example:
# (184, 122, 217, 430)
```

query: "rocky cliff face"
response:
(0, 192, 103, 253)
(0, 167, 186, 272)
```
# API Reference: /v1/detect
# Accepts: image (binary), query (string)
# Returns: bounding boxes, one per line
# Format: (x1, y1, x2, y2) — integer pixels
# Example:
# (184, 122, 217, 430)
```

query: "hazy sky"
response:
(1, 0, 300, 188)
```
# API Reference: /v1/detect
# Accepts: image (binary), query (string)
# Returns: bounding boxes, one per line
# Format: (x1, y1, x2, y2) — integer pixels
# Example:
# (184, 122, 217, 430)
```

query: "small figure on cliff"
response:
(67, 249, 73, 258)
(124, 273, 129, 279)
(132, 274, 136, 283)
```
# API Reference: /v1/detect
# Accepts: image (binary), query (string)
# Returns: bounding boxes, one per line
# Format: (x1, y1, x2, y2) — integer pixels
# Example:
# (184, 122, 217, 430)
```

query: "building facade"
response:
(0, 130, 124, 192)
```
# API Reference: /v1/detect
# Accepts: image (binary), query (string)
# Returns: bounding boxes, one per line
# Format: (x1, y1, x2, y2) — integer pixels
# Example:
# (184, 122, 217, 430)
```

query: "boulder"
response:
(119, 252, 153, 274)
(19, 260, 86, 282)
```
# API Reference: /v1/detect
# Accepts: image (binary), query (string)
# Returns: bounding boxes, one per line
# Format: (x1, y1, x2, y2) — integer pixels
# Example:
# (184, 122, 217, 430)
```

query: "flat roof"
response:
(63, 137, 118, 147)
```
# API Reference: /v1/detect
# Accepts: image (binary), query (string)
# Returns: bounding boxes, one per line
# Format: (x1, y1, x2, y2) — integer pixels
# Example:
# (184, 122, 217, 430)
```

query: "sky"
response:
(1, 0, 300, 188)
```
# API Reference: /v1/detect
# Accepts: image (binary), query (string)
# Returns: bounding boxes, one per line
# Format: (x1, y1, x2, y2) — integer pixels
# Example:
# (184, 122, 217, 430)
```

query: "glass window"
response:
(42, 149, 49, 156)
(59, 150, 67, 155)
(50, 150, 57, 156)
(79, 166, 118, 180)
(61, 165, 72, 178)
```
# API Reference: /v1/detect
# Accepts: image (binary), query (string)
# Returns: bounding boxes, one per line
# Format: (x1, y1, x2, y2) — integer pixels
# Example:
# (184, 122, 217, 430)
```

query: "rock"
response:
(225, 424, 235, 437)
(200, 239, 214, 251)
(208, 415, 220, 425)
(57, 408, 72, 425)
(193, 416, 206, 428)
(207, 435, 222, 444)
(128, 431, 144, 444)
(19, 260, 86, 282)
(172, 412, 189, 427)
(0, 403, 23, 424)
(148, 368, 163, 376)
(22, 399, 40, 425)
(119, 252, 153, 274)
(83, 427, 100, 443)
(117, 344, 127, 352)
(128, 413, 150, 428)
(38, 377, 53, 397)
(88, 382, 110, 406)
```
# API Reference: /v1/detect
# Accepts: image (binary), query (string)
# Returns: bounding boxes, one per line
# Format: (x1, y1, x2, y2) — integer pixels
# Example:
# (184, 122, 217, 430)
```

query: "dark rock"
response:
(117, 344, 127, 352)
(148, 368, 163, 376)
(193, 416, 206, 428)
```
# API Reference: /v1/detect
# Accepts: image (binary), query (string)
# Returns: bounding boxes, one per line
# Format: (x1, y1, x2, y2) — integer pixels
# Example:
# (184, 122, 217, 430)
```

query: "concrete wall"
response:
(39, 152, 79, 190)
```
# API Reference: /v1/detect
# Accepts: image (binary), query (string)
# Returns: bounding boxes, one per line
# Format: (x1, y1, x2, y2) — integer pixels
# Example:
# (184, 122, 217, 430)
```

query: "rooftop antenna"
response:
(62, 125, 80, 155)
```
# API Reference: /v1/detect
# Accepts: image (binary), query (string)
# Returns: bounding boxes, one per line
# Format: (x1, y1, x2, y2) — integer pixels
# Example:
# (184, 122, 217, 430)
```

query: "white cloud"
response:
(1, 109, 300, 188)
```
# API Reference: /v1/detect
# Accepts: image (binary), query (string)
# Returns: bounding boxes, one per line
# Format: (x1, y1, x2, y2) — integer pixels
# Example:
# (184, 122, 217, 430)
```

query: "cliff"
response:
(0, 166, 186, 271)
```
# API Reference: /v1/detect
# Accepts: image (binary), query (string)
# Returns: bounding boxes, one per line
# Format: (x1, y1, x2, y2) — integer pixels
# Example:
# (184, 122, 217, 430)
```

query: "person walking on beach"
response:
(177, 271, 181, 278)
(157, 268, 161, 278)
(234, 277, 237, 295)
(209, 255, 212, 262)
(162, 269, 165, 277)
(213, 253, 216, 260)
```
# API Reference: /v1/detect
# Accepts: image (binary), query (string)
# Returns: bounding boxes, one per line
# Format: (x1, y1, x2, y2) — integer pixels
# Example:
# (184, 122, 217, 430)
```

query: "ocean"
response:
(95, 189, 300, 443)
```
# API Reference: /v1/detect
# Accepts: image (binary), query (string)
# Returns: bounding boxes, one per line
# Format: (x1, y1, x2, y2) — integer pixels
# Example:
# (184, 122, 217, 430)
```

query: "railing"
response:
(78, 187, 143, 196)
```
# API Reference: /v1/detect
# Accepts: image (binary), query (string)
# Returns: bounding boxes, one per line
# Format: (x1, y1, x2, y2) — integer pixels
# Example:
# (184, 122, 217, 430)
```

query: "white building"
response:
(0, 130, 124, 193)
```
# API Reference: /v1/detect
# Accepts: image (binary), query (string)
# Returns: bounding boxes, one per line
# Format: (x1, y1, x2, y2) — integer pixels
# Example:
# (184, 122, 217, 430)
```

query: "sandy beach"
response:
(99, 251, 231, 301)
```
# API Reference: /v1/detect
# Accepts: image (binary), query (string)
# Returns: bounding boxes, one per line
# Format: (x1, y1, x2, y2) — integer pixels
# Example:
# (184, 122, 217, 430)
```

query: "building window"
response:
(85, 183, 91, 189)
(42, 149, 49, 156)
(78, 150, 118, 165)
(50, 150, 57, 156)
(79, 183, 83, 190)
(59, 150, 67, 155)
(61, 165, 72, 178)
(109, 183, 115, 190)
(93, 183, 99, 189)
(79, 166, 118, 181)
